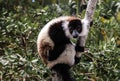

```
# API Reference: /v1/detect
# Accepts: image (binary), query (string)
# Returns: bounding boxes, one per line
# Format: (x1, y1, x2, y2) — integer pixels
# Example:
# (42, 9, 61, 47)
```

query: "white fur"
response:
(45, 16, 76, 27)
(62, 21, 73, 39)
(79, 19, 89, 36)
(47, 44, 76, 68)
(37, 24, 54, 53)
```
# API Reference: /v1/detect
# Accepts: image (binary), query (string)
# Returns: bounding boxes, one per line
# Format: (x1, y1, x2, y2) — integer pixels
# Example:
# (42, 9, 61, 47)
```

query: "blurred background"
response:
(0, 0, 120, 81)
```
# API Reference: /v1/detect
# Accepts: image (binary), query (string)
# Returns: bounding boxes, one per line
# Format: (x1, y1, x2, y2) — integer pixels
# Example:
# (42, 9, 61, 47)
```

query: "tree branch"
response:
(84, 0, 97, 22)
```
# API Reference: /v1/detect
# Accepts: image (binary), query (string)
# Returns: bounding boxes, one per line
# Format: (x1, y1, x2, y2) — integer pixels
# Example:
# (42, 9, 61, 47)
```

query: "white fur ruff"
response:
(47, 44, 76, 68)
(80, 19, 89, 36)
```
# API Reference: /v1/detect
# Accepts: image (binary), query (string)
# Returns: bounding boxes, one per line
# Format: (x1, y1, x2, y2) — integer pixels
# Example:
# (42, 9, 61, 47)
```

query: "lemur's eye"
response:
(69, 27, 73, 33)
(77, 28, 81, 32)
(77, 26, 82, 33)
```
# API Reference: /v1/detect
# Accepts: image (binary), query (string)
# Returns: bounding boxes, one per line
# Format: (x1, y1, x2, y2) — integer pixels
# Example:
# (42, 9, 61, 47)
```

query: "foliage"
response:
(0, 0, 120, 81)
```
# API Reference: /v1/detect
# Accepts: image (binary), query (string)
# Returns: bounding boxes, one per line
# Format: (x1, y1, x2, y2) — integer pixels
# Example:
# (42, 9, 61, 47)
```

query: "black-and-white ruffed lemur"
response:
(37, 16, 92, 81)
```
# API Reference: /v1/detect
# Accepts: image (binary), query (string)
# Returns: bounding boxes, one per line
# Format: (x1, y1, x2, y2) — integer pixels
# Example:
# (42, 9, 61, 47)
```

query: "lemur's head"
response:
(68, 19, 82, 38)
(63, 18, 93, 47)
(67, 19, 92, 38)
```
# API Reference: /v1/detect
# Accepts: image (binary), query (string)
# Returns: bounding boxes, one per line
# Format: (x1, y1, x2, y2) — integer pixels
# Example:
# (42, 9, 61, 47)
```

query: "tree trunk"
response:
(84, 0, 97, 22)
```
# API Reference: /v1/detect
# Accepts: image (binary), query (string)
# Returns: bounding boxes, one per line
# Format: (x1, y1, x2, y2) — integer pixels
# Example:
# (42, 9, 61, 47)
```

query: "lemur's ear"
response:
(90, 21, 93, 27)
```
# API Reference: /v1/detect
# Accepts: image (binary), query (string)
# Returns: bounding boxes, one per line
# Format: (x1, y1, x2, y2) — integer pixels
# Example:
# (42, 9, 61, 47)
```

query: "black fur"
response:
(90, 21, 93, 27)
(75, 56, 80, 64)
(51, 63, 75, 81)
(48, 45, 65, 61)
(75, 37, 85, 52)
(75, 40, 84, 64)
(49, 21, 70, 45)
(75, 45, 85, 52)
(68, 19, 82, 33)
(48, 21, 71, 61)
(74, 36, 85, 64)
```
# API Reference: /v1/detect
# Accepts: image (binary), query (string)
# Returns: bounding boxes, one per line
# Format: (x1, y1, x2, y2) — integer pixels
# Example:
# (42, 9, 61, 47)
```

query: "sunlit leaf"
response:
(100, 17, 109, 23)
(116, 12, 120, 23)
(31, 59, 38, 63)
(99, 28, 108, 41)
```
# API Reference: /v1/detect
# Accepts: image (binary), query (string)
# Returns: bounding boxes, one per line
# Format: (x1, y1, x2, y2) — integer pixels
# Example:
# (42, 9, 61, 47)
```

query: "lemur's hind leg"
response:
(51, 63, 75, 81)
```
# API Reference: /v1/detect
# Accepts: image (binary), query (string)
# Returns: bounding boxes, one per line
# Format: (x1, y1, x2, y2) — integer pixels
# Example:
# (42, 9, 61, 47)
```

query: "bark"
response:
(84, 0, 97, 22)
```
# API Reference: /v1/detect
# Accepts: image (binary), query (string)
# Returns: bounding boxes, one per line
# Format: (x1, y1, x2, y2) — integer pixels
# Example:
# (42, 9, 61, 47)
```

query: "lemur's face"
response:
(68, 18, 93, 47)
(68, 19, 82, 38)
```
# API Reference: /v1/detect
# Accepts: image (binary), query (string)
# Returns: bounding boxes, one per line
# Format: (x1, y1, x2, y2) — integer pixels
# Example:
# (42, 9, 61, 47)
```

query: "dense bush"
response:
(0, 0, 120, 81)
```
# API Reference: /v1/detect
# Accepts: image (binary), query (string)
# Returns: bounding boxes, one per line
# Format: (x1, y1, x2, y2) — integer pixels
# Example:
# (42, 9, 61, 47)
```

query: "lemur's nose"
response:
(72, 30, 79, 38)
(73, 35, 78, 38)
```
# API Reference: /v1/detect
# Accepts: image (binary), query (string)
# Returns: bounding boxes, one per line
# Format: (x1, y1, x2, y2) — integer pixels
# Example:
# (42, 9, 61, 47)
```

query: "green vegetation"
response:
(0, 0, 120, 81)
